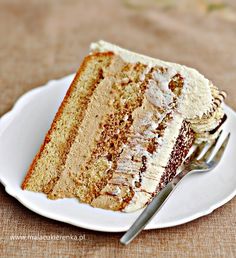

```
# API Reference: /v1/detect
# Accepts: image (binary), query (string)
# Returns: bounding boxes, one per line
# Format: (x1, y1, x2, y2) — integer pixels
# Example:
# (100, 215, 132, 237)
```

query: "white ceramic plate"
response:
(0, 74, 235, 232)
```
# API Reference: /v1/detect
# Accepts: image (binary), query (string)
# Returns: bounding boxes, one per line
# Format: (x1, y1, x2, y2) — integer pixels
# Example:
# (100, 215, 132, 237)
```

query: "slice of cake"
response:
(22, 41, 226, 212)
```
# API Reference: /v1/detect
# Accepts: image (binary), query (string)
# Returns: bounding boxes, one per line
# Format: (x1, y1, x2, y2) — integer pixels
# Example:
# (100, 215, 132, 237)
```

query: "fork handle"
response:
(120, 169, 190, 245)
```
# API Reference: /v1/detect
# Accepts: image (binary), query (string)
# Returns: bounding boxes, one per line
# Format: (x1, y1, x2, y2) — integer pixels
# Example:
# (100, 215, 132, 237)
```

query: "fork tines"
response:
(190, 130, 230, 165)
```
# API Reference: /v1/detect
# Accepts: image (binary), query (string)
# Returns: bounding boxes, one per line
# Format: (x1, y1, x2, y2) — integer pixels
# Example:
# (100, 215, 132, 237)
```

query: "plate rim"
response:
(0, 74, 236, 232)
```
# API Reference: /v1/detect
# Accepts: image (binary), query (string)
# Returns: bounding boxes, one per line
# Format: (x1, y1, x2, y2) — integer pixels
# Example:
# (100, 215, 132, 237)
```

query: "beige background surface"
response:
(0, 0, 236, 257)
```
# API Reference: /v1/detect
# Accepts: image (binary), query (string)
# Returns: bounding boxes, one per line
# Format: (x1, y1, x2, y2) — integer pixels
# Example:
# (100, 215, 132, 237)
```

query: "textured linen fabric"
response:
(0, 0, 235, 257)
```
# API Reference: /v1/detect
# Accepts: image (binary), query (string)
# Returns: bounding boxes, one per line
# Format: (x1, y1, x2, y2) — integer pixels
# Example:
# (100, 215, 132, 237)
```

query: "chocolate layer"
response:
(157, 121, 195, 192)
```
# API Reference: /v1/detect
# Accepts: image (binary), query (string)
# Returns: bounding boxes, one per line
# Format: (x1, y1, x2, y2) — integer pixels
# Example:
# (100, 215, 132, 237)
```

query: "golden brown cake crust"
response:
(21, 51, 114, 190)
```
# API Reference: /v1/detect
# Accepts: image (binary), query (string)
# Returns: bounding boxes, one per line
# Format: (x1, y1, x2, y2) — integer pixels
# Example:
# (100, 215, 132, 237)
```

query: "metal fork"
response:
(120, 131, 230, 245)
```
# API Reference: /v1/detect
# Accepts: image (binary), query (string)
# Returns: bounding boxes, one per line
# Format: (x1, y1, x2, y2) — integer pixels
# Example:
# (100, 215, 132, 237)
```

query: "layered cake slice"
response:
(22, 41, 226, 212)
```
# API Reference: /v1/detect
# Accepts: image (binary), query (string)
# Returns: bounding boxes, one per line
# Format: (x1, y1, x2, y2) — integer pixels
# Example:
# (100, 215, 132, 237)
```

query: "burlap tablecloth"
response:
(0, 0, 235, 257)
